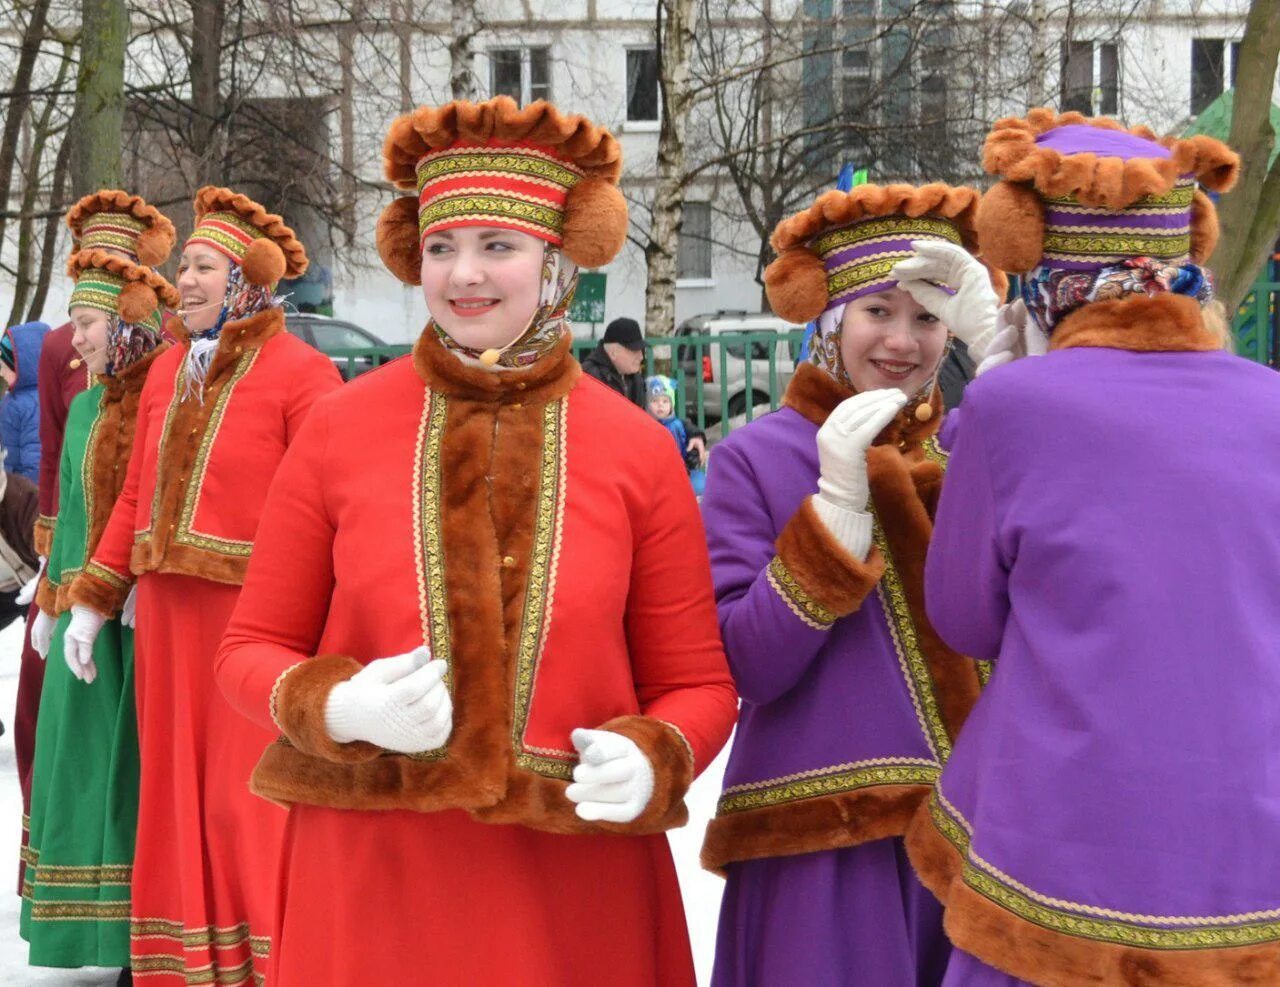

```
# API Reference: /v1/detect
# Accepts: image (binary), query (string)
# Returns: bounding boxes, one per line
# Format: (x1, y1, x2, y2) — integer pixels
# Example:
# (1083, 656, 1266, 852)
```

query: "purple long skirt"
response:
(711, 837, 950, 987)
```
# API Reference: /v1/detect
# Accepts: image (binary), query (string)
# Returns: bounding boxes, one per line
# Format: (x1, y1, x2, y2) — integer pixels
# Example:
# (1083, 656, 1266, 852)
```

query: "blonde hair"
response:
(1201, 300, 1234, 352)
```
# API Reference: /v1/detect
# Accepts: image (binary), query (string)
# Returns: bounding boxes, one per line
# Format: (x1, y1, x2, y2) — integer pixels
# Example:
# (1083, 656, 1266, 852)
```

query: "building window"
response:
(489, 47, 550, 106)
(1060, 40, 1118, 116)
(626, 47, 659, 122)
(920, 50, 947, 124)
(677, 202, 712, 281)
(841, 46, 872, 125)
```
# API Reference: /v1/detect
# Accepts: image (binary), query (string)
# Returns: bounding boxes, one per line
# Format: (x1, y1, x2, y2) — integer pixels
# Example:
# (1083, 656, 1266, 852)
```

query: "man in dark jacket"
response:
(581, 317, 648, 408)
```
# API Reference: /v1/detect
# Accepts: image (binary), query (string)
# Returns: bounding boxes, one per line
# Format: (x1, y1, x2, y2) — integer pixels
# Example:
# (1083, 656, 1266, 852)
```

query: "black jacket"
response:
(581, 343, 646, 409)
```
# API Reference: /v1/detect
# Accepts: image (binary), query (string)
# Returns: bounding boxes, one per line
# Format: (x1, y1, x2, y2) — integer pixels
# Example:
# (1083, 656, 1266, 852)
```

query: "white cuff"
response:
(812, 497, 874, 560)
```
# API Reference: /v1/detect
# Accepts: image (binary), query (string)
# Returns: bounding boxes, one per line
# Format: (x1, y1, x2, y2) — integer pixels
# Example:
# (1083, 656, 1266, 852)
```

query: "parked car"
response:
(675, 311, 805, 422)
(284, 313, 398, 379)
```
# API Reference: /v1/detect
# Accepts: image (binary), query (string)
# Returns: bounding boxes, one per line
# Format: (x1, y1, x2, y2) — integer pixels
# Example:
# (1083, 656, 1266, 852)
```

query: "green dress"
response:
(19, 382, 139, 967)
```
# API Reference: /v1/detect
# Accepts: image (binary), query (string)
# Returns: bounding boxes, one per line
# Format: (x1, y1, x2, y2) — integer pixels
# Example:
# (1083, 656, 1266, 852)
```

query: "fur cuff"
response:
(33, 518, 53, 559)
(272, 656, 382, 764)
(66, 569, 129, 618)
(595, 715, 694, 833)
(702, 784, 930, 876)
(34, 576, 60, 618)
(774, 497, 885, 622)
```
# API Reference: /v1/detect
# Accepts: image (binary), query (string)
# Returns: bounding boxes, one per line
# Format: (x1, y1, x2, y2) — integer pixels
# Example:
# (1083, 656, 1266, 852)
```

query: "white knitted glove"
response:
(892, 240, 1001, 361)
(813, 389, 907, 559)
(15, 557, 45, 607)
(121, 586, 137, 629)
(30, 608, 55, 659)
(64, 605, 105, 684)
(323, 646, 452, 754)
(566, 728, 656, 824)
(975, 299, 1048, 376)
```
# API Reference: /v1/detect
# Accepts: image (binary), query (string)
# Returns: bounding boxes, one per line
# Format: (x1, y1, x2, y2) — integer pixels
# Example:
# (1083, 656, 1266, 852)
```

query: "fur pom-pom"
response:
(1190, 188, 1220, 263)
(116, 281, 159, 324)
(135, 225, 171, 267)
(376, 197, 423, 285)
(241, 237, 287, 287)
(976, 182, 1045, 274)
(764, 248, 829, 324)
(561, 178, 628, 268)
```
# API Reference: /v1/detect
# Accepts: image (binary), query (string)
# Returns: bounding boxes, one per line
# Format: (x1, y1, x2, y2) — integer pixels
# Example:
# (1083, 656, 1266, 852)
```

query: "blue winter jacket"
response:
(0, 322, 49, 484)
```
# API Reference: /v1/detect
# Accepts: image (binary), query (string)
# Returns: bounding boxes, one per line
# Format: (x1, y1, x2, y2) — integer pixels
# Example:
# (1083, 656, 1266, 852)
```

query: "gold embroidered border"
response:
(419, 194, 564, 235)
(871, 507, 952, 761)
(77, 390, 107, 570)
(513, 398, 573, 777)
(827, 256, 911, 299)
(85, 559, 129, 590)
(177, 351, 260, 557)
(1042, 181, 1196, 209)
(766, 555, 836, 629)
(814, 217, 960, 256)
(28, 900, 130, 921)
(29, 862, 132, 886)
(1042, 231, 1191, 260)
(131, 954, 257, 985)
(417, 147, 583, 190)
(922, 436, 948, 467)
(130, 918, 269, 951)
(928, 789, 1280, 949)
(409, 389, 450, 761)
(717, 757, 939, 814)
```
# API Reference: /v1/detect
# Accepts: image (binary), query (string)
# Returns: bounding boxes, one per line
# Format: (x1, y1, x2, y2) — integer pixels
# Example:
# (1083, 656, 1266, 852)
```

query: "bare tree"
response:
(70, 0, 127, 194)
(0, 0, 55, 249)
(450, 0, 480, 100)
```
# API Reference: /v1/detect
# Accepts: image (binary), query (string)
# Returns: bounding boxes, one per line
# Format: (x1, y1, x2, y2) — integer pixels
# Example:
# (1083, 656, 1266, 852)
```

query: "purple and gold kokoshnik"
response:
(814, 216, 962, 310)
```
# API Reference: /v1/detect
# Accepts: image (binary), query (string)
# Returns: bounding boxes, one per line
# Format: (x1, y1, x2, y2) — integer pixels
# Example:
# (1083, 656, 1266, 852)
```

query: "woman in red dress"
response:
(215, 96, 738, 985)
(66, 188, 342, 984)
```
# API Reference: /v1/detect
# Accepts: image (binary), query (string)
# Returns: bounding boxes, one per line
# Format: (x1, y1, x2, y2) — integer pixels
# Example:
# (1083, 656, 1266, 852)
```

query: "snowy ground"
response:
(0, 615, 729, 984)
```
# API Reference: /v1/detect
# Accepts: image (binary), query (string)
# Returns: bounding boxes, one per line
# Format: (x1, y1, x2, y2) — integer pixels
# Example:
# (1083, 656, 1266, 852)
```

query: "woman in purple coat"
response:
(905, 112, 1279, 986)
(700, 184, 1004, 986)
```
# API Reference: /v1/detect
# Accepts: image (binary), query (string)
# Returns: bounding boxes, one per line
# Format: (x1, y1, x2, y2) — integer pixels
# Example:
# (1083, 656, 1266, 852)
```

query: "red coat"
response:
(70, 307, 342, 614)
(34, 323, 90, 554)
(216, 331, 738, 836)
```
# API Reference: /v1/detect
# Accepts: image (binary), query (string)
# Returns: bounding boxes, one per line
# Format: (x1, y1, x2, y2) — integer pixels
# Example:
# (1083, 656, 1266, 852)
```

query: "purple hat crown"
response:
(813, 215, 962, 310)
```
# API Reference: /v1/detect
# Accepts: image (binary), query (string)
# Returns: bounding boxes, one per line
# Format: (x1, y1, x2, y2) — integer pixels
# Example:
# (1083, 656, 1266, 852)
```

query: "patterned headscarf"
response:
(183, 261, 279, 401)
(433, 244, 578, 369)
(1022, 256, 1214, 333)
(106, 314, 164, 376)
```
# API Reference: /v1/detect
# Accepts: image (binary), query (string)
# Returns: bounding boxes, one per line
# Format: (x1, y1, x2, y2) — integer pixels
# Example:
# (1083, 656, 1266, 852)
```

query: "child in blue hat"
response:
(646, 375, 707, 495)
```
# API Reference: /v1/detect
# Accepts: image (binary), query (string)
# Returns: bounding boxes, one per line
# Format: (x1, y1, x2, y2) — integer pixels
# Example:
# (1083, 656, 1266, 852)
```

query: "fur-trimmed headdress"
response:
(66, 191, 180, 333)
(764, 183, 1003, 324)
(187, 186, 309, 287)
(377, 95, 628, 284)
(975, 109, 1239, 274)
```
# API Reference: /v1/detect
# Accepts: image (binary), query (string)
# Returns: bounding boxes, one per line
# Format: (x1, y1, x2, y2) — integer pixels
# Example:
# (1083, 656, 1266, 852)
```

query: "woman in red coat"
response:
(215, 96, 738, 986)
(65, 188, 342, 985)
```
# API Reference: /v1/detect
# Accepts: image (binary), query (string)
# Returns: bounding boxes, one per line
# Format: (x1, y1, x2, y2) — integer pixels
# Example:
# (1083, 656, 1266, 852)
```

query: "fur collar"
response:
(170, 306, 284, 355)
(99, 342, 168, 398)
(782, 361, 942, 448)
(412, 327, 580, 404)
(1051, 293, 1220, 353)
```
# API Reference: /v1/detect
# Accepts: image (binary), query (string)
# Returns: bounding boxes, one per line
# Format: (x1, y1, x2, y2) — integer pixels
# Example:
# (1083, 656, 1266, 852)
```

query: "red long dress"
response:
(216, 333, 739, 986)
(72, 309, 340, 984)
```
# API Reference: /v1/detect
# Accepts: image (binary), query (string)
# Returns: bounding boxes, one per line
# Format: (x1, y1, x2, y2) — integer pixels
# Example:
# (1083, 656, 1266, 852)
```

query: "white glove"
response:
(975, 299, 1048, 377)
(30, 609, 56, 659)
(323, 646, 452, 754)
(121, 586, 137, 629)
(812, 389, 907, 559)
(15, 557, 45, 607)
(63, 605, 105, 684)
(566, 728, 656, 824)
(892, 240, 1001, 360)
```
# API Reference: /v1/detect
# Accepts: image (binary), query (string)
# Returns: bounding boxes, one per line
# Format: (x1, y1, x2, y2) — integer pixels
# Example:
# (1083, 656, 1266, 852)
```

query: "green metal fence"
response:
(326, 330, 809, 437)
(1232, 279, 1280, 366)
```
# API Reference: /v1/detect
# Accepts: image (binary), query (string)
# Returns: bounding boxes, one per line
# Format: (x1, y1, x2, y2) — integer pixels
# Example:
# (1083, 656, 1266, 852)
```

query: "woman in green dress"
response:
(20, 190, 178, 980)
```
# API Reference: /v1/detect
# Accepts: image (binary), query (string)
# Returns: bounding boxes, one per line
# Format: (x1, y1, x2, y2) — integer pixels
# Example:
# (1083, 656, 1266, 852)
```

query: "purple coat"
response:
(911, 295, 1280, 983)
(700, 363, 981, 873)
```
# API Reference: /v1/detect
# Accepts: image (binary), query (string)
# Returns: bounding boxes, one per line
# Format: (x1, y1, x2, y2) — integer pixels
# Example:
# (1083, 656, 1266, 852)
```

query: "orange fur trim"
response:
(35, 574, 59, 617)
(976, 181, 1047, 274)
(983, 109, 1239, 208)
(594, 715, 694, 830)
(382, 95, 622, 188)
(1051, 293, 1219, 354)
(867, 446, 980, 741)
(906, 805, 1280, 984)
(782, 362, 943, 449)
(376, 196, 423, 286)
(66, 568, 128, 618)
(1191, 188, 1220, 263)
(65, 189, 177, 266)
(560, 177, 628, 268)
(33, 517, 53, 558)
(192, 186, 308, 278)
(764, 248, 829, 324)
(67, 249, 181, 310)
(273, 656, 381, 762)
(116, 281, 159, 324)
(775, 498, 886, 619)
(240, 237, 286, 287)
(702, 784, 930, 875)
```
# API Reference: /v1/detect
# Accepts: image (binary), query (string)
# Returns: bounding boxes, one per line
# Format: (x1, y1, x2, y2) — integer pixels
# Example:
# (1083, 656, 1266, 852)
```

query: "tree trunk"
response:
(449, 0, 479, 101)
(189, 0, 227, 186)
(0, 0, 54, 251)
(70, 0, 128, 197)
(1210, 0, 1280, 314)
(644, 0, 699, 338)
(26, 137, 71, 323)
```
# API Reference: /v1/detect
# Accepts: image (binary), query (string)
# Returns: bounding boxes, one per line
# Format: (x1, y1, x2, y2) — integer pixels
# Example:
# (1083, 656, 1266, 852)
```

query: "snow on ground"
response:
(0, 615, 728, 984)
